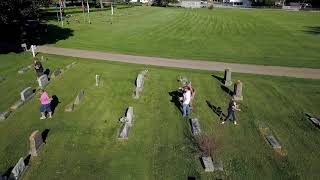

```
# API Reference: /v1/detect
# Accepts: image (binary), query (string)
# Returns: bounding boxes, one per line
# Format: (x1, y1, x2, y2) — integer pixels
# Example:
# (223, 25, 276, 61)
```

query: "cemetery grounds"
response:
(0, 5, 320, 180)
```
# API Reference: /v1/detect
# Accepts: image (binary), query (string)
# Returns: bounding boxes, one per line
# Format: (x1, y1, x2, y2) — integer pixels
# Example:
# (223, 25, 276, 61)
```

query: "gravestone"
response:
(18, 67, 30, 74)
(66, 62, 77, 69)
(64, 103, 74, 112)
(309, 117, 320, 127)
(190, 118, 201, 135)
(118, 123, 130, 139)
(134, 71, 148, 99)
(51, 69, 62, 79)
(95, 75, 100, 87)
(266, 135, 281, 149)
(202, 156, 214, 172)
(233, 80, 243, 101)
(20, 87, 34, 101)
(74, 89, 85, 105)
(0, 111, 11, 121)
(224, 68, 232, 86)
(179, 76, 188, 85)
(21, 43, 27, 51)
(37, 75, 49, 88)
(10, 100, 24, 110)
(29, 130, 44, 157)
(9, 157, 26, 180)
(31, 45, 36, 57)
(0, 76, 5, 83)
(119, 107, 134, 125)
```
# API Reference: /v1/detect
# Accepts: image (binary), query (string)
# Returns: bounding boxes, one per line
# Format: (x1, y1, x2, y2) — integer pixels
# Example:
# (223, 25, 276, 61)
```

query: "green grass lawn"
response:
(39, 6, 320, 68)
(0, 52, 320, 179)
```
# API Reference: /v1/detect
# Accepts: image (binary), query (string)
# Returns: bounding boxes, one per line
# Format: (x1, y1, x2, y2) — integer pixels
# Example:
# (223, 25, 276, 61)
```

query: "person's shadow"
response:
(51, 95, 60, 114)
(168, 90, 183, 114)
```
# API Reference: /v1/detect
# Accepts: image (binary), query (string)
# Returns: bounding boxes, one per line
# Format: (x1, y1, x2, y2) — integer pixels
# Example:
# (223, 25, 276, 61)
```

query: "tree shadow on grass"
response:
(304, 26, 320, 35)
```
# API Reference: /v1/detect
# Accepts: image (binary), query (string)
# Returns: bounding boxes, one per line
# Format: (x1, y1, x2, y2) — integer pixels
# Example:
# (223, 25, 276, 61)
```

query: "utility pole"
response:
(59, 0, 64, 27)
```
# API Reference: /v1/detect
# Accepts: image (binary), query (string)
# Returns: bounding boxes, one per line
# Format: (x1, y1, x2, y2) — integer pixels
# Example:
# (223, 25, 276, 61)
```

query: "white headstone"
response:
(21, 43, 27, 51)
(126, 107, 134, 126)
(233, 80, 243, 101)
(37, 75, 49, 88)
(95, 75, 100, 87)
(118, 123, 130, 139)
(202, 156, 214, 172)
(31, 45, 36, 57)
(9, 158, 26, 180)
(0, 111, 11, 121)
(266, 135, 281, 149)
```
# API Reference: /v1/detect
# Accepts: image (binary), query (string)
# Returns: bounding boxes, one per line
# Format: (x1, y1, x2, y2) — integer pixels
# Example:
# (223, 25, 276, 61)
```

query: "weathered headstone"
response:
(119, 107, 134, 126)
(224, 68, 232, 86)
(202, 156, 214, 172)
(233, 80, 243, 101)
(37, 75, 49, 88)
(309, 117, 320, 127)
(190, 118, 201, 135)
(51, 69, 62, 79)
(64, 103, 74, 112)
(134, 70, 148, 99)
(21, 43, 27, 51)
(9, 157, 26, 180)
(20, 87, 34, 101)
(95, 74, 100, 87)
(179, 76, 188, 85)
(266, 135, 281, 149)
(18, 67, 30, 74)
(212, 160, 224, 171)
(29, 130, 44, 157)
(0, 111, 11, 121)
(10, 100, 24, 110)
(66, 61, 77, 69)
(118, 123, 130, 139)
(74, 89, 85, 105)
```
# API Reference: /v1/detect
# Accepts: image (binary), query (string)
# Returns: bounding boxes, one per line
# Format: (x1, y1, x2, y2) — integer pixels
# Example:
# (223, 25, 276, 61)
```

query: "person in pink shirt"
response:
(39, 89, 52, 119)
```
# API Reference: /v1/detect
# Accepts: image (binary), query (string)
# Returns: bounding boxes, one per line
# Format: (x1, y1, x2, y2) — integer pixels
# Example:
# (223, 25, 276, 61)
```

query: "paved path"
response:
(38, 46, 320, 79)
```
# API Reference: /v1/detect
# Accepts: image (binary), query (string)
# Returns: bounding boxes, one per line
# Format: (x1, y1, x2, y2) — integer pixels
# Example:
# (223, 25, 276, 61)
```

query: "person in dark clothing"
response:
(221, 98, 241, 125)
(34, 60, 44, 77)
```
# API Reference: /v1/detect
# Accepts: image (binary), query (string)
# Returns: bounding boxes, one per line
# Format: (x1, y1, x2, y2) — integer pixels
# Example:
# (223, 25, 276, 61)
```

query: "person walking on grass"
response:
(221, 98, 241, 125)
(182, 86, 191, 117)
(39, 89, 52, 119)
(34, 59, 44, 77)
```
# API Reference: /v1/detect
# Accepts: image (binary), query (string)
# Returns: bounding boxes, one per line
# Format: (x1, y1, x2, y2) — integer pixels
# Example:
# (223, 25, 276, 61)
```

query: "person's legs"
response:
(183, 104, 188, 117)
(232, 111, 237, 125)
(40, 105, 46, 119)
(222, 110, 232, 124)
(186, 104, 190, 116)
(46, 104, 52, 118)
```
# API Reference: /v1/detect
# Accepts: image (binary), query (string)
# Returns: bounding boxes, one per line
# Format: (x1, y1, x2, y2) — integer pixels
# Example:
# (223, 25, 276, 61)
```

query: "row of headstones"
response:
(0, 130, 46, 180)
(181, 76, 223, 172)
(117, 70, 149, 139)
(0, 61, 77, 121)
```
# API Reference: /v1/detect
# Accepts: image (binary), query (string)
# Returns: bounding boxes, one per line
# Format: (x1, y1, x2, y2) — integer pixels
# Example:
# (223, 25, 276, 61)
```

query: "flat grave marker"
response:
(37, 75, 49, 88)
(0, 111, 11, 121)
(190, 118, 201, 135)
(29, 130, 44, 157)
(266, 135, 282, 149)
(9, 157, 26, 180)
(202, 156, 214, 172)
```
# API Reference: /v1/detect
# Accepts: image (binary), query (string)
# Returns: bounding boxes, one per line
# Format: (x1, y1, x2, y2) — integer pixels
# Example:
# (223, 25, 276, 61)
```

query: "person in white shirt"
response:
(182, 86, 191, 117)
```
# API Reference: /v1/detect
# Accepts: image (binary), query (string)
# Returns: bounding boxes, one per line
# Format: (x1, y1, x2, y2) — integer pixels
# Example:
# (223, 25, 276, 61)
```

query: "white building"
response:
(130, 0, 149, 3)
(223, 0, 251, 6)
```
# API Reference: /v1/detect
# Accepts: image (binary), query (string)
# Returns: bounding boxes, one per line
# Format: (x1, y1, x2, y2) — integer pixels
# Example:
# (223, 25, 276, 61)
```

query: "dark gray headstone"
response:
(202, 156, 214, 172)
(191, 118, 201, 135)
(0, 111, 11, 121)
(51, 69, 62, 78)
(37, 75, 49, 88)
(9, 157, 25, 180)
(20, 87, 34, 101)
(74, 90, 85, 105)
(118, 123, 130, 139)
(266, 135, 281, 149)
(11, 100, 24, 110)
(309, 117, 320, 127)
(224, 68, 232, 86)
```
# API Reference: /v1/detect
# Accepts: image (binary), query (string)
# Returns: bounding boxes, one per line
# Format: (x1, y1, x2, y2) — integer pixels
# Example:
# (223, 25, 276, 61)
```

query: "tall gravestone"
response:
(74, 89, 85, 105)
(233, 80, 243, 101)
(224, 68, 232, 86)
(29, 130, 44, 157)
(118, 107, 134, 139)
(9, 157, 26, 180)
(118, 123, 130, 139)
(37, 75, 49, 88)
(134, 70, 148, 99)
(95, 75, 100, 87)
